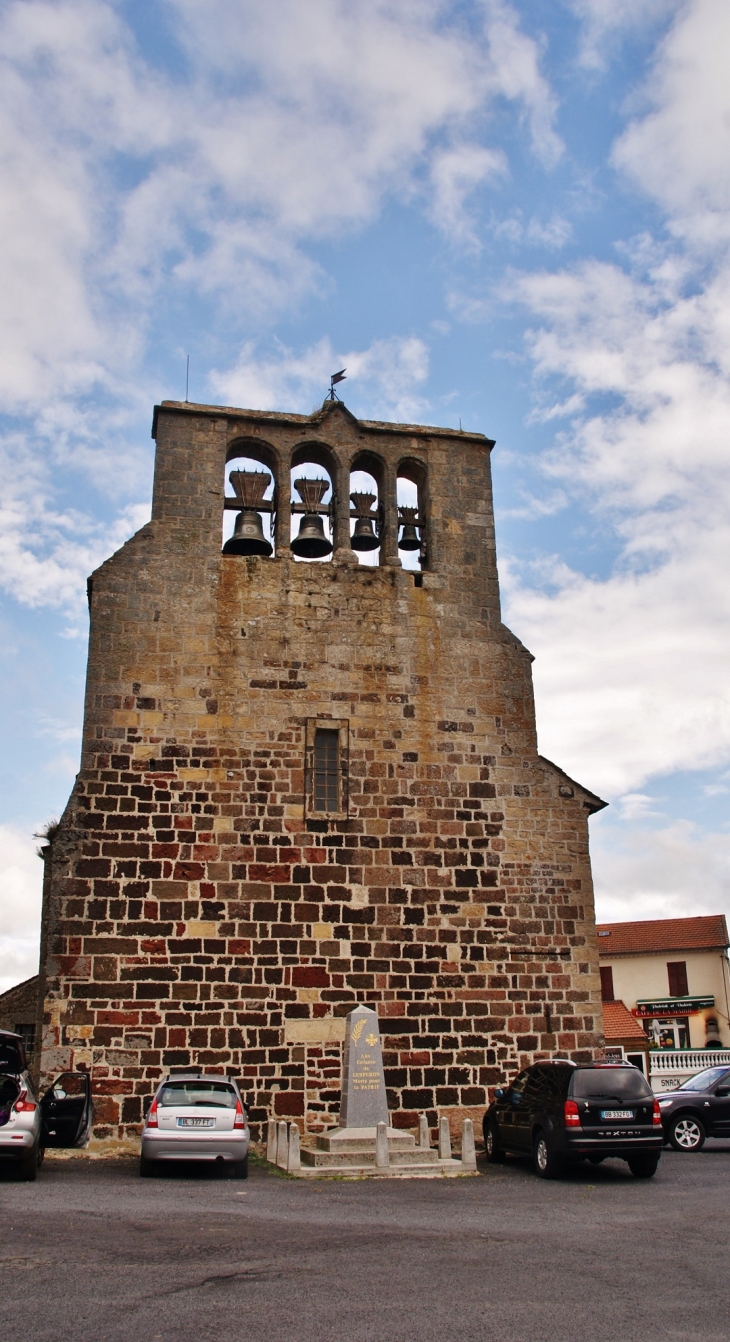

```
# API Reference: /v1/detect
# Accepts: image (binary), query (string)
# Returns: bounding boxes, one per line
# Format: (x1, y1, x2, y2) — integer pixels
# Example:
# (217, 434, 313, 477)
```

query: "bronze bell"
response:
(291, 512, 332, 558)
(290, 477, 333, 558)
(398, 506, 421, 551)
(350, 492, 380, 551)
(222, 508, 273, 556)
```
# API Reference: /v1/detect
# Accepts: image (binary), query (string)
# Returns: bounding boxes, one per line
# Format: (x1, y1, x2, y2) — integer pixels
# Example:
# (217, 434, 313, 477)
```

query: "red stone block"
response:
(291, 966, 330, 988)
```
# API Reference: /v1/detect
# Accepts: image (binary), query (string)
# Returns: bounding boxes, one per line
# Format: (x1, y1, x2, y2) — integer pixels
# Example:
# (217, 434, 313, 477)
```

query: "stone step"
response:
(293, 1159, 471, 1179)
(315, 1126, 417, 1153)
(301, 1146, 440, 1168)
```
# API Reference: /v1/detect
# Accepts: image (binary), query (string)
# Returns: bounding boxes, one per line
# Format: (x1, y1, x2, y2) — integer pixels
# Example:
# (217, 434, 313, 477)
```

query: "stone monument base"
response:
(275, 1119, 477, 1178)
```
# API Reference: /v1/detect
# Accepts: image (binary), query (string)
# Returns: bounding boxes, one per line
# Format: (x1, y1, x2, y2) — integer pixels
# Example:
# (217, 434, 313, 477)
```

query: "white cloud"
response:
(0, 823, 43, 994)
(566, 0, 681, 71)
(592, 817, 730, 924)
(211, 334, 431, 424)
(0, 0, 561, 616)
(428, 143, 507, 247)
(0, 0, 560, 415)
(501, 0, 730, 801)
(613, 0, 730, 244)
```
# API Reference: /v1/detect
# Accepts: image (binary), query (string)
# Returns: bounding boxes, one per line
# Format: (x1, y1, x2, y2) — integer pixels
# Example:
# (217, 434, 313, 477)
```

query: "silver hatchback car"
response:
(1, 1030, 92, 1180)
(140, 1070, 250, 1177)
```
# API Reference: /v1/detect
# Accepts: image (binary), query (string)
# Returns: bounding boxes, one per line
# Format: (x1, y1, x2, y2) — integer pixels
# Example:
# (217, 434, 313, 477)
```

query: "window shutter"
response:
(667, 961, 688, 997)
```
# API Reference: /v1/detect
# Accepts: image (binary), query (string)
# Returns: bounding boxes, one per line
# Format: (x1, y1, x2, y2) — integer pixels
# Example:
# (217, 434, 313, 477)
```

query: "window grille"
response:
(314, 729, 339, 812)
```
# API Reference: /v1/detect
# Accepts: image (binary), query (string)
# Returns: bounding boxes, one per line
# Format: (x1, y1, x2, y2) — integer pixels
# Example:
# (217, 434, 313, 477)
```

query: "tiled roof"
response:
(602, 1000, 647, 1041)
(597, 915, 729, 956)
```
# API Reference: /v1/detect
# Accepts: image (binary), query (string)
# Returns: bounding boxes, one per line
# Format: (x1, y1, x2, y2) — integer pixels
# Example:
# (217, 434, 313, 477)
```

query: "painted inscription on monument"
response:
(340, 1005, 389, 1128)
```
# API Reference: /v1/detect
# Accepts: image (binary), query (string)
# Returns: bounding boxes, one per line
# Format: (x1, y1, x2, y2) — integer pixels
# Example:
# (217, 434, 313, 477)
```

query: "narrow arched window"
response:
(222, 452, 275, 556)
(396, 462, 427, 570)
(314, 728, 339, 811)
(349, 466, 381, 566)
(290, 461, 334, 562)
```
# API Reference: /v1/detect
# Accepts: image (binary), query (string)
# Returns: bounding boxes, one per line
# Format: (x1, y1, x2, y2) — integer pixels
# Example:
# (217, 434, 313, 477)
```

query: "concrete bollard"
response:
(438, 1115, 451, 1161)
(266, 1117, 277, 1164)
(287, 1122, 301, 1173)
(419, 1113, 430, 1150)
(461, 1117, 477, 1171)
(276, 1119, 289, 1169)
(375, 1121, 390, 1167)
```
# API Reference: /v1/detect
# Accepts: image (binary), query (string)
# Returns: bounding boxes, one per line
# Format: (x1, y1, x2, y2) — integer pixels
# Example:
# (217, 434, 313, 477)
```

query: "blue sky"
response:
(2, 0, 729, 989)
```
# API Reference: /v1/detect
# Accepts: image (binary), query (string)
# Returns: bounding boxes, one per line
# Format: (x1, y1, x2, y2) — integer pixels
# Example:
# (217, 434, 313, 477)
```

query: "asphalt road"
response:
(2, 1144, 729, 1342)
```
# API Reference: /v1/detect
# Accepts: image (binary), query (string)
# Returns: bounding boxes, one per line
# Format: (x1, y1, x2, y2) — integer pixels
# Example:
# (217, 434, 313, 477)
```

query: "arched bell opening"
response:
(396, 458, 427, 570)
(222, 449, 277, 557)
(289, 445, 335, 562)
(349, 452, 383, 567)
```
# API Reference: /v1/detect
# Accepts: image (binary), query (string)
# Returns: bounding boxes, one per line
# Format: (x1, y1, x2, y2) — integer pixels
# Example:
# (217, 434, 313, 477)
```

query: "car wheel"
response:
(139, 1155, 157, 1177)
(17, 1148, 38, 1182)
(483, 1120, 505, 1164)
(533, 1130, 564, 1180)
(668, 1114, 706, 1152)
(231, 1155, 249, 1179)
(628, 1154, 659, 1178)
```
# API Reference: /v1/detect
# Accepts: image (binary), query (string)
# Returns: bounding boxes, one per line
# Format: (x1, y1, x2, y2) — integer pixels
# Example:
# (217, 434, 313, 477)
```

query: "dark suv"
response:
(656, 1063, 730, 1150)
(483, 1060, 663, 1179)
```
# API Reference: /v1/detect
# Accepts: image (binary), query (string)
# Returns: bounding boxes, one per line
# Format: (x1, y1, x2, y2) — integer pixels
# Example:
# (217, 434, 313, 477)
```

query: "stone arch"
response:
(289, 440, 341, 558)
(223, 436, 281, 557)
(348, 449, 385, 566)
(396, 455, 429, 569)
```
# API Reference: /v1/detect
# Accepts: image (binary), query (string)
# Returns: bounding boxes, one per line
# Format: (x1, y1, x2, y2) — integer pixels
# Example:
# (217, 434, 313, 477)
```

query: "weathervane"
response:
(328, 368, 347, 401)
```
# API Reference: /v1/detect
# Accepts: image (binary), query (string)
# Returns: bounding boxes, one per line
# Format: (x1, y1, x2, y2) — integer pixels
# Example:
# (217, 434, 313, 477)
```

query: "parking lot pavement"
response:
(2, 1145, 729, 1342)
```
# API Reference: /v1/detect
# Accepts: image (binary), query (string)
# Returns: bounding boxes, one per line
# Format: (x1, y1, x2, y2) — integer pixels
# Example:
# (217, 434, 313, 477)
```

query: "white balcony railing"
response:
(650, 1050, 722, 1073)
(648, 1050, 729, 1091)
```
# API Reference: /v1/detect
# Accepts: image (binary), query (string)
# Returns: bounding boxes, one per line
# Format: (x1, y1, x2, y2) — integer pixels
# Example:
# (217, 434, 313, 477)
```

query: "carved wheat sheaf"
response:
(351, 1018, 366, 1045)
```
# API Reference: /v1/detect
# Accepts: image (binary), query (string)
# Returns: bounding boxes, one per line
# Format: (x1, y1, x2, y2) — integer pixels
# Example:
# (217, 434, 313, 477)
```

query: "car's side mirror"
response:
(716, 1086, 730, 1097)
(494, 1087, 505, 1100)
(143, 1095, 153, 1116)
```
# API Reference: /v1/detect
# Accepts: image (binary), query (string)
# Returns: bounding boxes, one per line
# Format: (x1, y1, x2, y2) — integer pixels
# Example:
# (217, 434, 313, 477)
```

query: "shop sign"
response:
(633, 996, 714, 1018)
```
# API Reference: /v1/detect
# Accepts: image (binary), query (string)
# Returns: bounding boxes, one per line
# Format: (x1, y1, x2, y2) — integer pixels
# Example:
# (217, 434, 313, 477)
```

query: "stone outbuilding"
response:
(38, 397, 606, 1150)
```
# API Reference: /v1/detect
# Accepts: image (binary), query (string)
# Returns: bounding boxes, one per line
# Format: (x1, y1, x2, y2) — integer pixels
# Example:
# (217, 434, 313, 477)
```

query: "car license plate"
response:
(600, 1109, 634, 1120)
(177, 1117, 215, 1127)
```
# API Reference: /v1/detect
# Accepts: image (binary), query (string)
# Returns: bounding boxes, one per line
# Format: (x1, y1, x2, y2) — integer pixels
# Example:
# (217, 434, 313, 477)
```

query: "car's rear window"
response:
(0, 1038, 25, 1074)
(571, 1068, 653, 1101)
(0, 1076, 20, 1107)
(159, 1081, 237, 1109)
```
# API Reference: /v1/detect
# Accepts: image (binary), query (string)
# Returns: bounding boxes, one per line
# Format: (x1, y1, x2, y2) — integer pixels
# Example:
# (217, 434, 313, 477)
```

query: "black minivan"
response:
(483, 1060, 663, 1179)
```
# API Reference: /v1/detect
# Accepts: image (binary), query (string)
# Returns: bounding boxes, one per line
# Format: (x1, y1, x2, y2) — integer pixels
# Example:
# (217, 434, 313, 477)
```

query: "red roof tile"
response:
(602, 1000, 647, 1041)
(597, 915, 728, 956)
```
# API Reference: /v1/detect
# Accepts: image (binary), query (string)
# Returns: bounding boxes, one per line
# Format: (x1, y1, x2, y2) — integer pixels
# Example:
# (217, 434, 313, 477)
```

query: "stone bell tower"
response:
(37, 397, 606, 1149)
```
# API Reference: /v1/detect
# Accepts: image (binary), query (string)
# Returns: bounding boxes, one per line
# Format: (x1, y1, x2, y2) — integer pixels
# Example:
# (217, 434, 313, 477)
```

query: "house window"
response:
(314, 729, 339, 812)
(15, 1023, 35, 1054)
(600, 966, 615, 1002)
(667, 961, 688, 997)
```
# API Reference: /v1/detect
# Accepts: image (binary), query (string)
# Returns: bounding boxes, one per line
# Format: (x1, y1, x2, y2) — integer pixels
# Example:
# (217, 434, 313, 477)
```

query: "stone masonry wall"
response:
(39, 398, 606, 1149)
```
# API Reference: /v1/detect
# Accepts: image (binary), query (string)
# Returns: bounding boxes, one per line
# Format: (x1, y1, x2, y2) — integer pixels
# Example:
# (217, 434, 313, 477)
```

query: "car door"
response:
(41, 1072, 92, 1147)
(515, 1068, 546, 1152)
(500, 1069, 529, 1150)
(707, 1070, 730, 1136)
